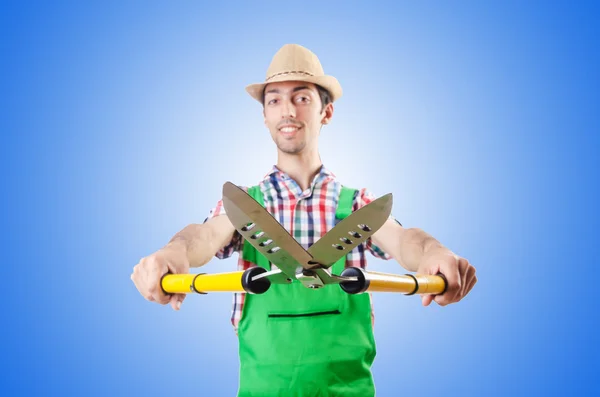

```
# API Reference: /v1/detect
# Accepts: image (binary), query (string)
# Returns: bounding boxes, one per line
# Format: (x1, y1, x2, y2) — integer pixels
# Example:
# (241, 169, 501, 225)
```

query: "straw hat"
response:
(246, 44, 343, 103)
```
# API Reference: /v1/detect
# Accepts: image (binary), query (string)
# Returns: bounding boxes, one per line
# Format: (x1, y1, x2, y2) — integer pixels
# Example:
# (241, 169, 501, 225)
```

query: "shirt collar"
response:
(263, 164, 337, 187)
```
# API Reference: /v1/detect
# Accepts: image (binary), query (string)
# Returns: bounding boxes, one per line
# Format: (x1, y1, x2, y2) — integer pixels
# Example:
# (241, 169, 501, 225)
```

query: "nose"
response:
(281, 99, 296, 119)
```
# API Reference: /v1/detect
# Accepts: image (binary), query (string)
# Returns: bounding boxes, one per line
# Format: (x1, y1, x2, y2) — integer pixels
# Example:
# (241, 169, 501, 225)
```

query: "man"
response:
(131, 44, 477, 396)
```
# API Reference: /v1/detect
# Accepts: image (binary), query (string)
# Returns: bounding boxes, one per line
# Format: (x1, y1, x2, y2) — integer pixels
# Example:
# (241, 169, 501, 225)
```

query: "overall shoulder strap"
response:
(336, 185, 357, 220)
(247, 185, 264, 206)
(241, 185, 269, 269)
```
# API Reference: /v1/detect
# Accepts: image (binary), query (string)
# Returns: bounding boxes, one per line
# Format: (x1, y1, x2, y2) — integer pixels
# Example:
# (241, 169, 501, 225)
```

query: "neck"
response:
(276, 149, 322, 191)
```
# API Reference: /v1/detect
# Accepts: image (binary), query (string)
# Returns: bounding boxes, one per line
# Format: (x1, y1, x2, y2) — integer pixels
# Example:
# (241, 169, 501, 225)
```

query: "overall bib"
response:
(237, 185, 377, 397)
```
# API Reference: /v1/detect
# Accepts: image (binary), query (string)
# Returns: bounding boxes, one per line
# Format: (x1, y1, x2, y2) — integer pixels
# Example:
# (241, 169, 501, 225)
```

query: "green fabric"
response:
(336, 186, 355, 220)
(237, 185, 376, 397)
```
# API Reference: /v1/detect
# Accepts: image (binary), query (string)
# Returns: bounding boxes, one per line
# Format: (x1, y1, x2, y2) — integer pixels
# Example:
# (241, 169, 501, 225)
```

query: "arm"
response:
(371, 219, 477, 306)
(131, 214, 237, 310)
(167, 214, 237, 268)
(370, 219, 445, 272)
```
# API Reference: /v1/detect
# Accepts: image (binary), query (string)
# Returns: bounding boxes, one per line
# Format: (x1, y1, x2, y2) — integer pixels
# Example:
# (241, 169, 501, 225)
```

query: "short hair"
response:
(262, 84, 332, 112)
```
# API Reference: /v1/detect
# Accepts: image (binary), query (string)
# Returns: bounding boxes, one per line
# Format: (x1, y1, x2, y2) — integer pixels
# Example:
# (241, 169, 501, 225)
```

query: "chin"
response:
(278, 145, 306, 155)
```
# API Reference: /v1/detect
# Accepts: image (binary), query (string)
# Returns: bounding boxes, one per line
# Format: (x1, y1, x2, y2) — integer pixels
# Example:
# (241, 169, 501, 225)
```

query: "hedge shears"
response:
(161, 182, 447, 297)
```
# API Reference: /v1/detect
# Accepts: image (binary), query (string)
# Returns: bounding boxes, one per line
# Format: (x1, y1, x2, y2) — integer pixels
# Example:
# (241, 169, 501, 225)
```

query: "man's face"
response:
(263, 81, 333, 155)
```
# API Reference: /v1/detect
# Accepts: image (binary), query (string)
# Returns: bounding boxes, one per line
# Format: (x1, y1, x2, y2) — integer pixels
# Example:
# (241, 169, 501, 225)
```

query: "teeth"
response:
(280, 127, 298, 133)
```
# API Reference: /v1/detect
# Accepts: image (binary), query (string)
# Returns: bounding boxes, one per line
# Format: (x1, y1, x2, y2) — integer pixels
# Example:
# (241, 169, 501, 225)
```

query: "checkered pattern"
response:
(205, 165, 395, 333)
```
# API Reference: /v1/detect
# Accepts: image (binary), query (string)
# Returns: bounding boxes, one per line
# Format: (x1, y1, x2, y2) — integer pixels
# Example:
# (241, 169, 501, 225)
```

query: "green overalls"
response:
(236, 185, 377, 397)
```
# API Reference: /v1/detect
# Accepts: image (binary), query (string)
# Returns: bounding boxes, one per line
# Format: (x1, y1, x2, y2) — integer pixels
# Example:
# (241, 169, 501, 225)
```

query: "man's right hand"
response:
(131, 242, 190, 311)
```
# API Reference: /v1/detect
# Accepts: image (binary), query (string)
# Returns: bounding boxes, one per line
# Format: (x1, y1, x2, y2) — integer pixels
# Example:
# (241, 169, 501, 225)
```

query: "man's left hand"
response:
(417, 248, 477, 306)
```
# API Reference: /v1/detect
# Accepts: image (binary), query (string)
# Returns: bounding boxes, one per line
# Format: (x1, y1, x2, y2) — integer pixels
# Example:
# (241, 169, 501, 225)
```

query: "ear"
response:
(321, 103, 334, 125)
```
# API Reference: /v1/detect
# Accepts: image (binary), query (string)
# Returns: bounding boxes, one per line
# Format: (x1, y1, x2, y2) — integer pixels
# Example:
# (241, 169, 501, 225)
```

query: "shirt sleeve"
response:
(203, 186, 249, 259)
(354, 188, 400, 260)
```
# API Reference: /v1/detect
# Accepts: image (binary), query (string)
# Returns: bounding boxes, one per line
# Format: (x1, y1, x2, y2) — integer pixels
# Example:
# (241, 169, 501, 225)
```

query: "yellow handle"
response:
(161, 269, 446, 295)
(339, 268, 447, 295)
(365, 271, 447, 294)
(161, 271, 246, 294)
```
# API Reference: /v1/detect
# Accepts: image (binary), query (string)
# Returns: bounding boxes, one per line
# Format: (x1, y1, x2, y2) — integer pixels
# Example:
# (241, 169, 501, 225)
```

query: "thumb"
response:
(421, 294, 434, 307)
(170, 293, 186, 311)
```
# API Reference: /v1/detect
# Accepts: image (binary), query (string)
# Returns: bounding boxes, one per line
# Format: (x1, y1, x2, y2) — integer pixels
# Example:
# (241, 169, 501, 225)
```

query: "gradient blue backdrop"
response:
(2, 1, 598, 396)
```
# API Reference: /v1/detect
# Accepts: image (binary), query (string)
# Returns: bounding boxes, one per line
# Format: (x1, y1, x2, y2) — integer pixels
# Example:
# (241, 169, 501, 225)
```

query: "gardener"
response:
(131, 44, 477, 397)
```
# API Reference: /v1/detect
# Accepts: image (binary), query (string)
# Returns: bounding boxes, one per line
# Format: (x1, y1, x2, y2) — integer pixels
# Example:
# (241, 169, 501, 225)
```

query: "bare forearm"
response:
(165, 224, 213, 268)
(166, 218, 235, 268)
(390, 228, 445, 272)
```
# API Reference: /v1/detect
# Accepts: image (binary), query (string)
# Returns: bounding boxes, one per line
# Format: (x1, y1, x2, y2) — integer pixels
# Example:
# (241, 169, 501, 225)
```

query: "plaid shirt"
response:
(205, 165, 395, 333)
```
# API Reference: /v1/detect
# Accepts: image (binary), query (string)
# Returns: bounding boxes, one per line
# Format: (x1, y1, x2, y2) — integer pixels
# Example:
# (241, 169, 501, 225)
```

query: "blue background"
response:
(2, 1, 598, 396)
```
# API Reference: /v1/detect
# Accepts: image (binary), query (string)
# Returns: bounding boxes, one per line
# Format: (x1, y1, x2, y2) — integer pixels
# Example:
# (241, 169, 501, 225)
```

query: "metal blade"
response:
(250, 267, 357, 286)
(306, 193, 393, 269)
(222, 182, 314, 280)
(250, 268, 293, 284)
(313, 268, 358, 284)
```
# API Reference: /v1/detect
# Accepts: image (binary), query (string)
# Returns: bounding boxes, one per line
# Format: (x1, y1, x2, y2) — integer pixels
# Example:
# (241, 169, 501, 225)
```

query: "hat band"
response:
(265, 70, 315, 82)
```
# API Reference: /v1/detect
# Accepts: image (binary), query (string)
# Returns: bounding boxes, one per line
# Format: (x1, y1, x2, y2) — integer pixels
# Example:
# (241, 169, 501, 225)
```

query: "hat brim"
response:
(245, 74, 342, 104)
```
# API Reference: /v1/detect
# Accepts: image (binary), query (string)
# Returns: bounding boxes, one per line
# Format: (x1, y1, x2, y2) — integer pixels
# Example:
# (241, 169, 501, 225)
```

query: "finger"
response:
(131, 265, 148, 297)
(433, 294, 447, 306)
(426, 263, 440, 276)
(170, 294, 186, 311)
(164, 258, 189, 309)
(131, 263, 141, 283)
(421, 294, 434, 307)
(143, 257, 171, 305)
(145, 271, 170, 305)
(464, 273, 477, 296)
(150, 282, 171, 305)
(437, 259, 461, 305)
(458, 260, 472, 298)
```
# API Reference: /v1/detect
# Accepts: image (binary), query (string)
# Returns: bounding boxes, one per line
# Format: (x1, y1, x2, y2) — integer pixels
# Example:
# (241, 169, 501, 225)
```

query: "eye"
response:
(295, 95, 310, 103)
(267, 98, 279, 105)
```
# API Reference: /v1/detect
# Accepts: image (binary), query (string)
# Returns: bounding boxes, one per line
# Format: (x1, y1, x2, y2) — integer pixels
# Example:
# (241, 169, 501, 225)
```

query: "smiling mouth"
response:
(279, 125, 301, 135)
